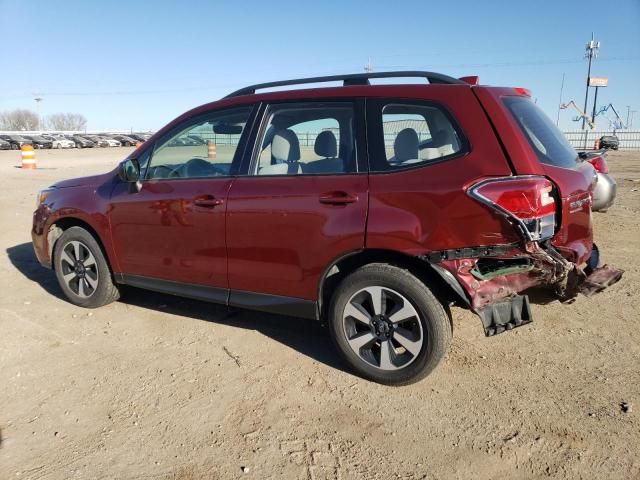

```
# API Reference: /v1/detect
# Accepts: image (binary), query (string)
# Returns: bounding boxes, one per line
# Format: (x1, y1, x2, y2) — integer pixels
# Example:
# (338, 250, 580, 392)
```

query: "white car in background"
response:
(99, 136, 122, 147)
(41, 134, 75, 149)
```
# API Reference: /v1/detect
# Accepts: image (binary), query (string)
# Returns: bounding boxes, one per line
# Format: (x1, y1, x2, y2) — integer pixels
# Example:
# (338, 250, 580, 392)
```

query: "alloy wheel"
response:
(59, 240, 99, 298)
(342, 286, 424, 370)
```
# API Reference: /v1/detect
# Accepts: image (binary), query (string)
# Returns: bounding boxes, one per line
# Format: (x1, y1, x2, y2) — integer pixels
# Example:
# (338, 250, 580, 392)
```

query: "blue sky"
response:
(1, 0, 638, 131)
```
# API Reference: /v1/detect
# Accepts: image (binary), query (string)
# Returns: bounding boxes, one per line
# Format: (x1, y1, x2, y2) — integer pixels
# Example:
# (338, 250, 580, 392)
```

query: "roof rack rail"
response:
(224, 71, 466, 98)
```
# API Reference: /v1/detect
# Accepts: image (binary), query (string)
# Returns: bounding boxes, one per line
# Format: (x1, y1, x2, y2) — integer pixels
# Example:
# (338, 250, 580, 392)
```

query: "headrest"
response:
(394, 128, 419, 162)
(433, 128, 454, 147)
(314, 130, 337, 158)
(272, 129, 300, 163)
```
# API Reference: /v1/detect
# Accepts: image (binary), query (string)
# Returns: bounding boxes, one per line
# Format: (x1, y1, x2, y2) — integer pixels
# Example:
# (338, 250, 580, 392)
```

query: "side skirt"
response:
(115, 274, 317, 320)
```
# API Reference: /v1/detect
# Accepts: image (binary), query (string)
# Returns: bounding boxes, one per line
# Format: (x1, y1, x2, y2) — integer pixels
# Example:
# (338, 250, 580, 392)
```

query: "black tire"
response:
(124, 141, 131, 147)
(328, 264, 452, 386)
(53, 226, 120, 308)
(76, 143, 82, 149)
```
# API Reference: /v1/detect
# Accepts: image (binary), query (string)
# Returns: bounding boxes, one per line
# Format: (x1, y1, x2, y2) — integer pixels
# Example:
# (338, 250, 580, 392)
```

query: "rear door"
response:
(365, 86, 515, 253)
(225, 99, 368, 305)
(479, 90, 595, 263)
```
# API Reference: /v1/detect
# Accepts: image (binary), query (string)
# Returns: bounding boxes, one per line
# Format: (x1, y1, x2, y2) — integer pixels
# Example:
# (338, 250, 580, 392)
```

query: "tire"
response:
(76, 143, 82, 149)
(11, 143, 18, 150)
(57, 143, 63, 149)
(124, 141, 131, 147)
(328, 264, 452, 386)
(53, 226, 120, 308)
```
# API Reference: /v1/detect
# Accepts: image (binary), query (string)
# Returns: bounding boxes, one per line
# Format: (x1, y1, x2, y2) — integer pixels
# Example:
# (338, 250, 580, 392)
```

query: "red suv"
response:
(32, 72, 622, 385)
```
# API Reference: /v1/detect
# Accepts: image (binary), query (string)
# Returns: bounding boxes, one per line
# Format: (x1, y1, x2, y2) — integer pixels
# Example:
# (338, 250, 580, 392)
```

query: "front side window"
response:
(371, 102, 465, 172)
(253, 102, 357, 176)
(146, 106, 252, 180)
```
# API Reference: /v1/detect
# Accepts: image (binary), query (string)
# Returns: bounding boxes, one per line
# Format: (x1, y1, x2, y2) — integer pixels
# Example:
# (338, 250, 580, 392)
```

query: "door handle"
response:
(193, 195, 224, 208)
(319, 191, 359, 205)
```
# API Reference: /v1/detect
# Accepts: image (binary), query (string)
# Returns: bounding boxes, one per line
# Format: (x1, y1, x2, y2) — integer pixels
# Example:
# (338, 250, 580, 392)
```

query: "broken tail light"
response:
(587, 155, 609, 174)
(468, 176, 556, 241)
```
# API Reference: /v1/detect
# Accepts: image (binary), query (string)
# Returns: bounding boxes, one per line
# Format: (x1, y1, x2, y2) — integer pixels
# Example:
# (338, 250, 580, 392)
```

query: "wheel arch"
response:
(317, 248, 469, 322)
(49, 217, 116, 274)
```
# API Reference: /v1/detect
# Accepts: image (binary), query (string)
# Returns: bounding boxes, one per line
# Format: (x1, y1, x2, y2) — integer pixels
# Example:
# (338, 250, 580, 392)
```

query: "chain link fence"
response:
(562, 130, 640, 150)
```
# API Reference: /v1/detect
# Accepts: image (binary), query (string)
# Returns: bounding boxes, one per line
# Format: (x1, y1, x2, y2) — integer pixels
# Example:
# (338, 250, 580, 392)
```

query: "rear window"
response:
(504, 97, 578, 169)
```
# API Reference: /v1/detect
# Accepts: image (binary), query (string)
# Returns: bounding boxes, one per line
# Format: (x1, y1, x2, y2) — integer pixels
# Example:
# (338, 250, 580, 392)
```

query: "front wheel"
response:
(53, 227, 120, 308)
(328, 264, 451, 386)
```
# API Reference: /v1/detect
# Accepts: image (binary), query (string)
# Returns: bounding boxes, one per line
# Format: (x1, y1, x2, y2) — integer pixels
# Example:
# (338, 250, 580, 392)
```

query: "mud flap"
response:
(477, 294, 532, 337)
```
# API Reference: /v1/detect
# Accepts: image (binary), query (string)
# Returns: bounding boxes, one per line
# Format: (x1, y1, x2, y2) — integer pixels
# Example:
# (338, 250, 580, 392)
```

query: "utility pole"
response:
(591, 86, 600, 130)
(364, 57, 373, 73)
(627, 105, 631, 129)
(582, 33, 599, 130)
(556, 73, 565, 126)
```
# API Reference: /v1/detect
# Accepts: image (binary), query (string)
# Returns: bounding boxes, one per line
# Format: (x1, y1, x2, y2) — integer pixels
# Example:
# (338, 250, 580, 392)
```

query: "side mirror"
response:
(118, 158, 142, 193)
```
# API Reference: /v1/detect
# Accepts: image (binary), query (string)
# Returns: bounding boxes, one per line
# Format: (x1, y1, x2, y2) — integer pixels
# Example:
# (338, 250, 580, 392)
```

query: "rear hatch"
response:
(474, 87, 596, 265)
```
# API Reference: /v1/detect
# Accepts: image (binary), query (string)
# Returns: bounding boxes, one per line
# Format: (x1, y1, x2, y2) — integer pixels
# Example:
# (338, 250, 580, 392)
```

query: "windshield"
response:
(504, 96, 578, 169)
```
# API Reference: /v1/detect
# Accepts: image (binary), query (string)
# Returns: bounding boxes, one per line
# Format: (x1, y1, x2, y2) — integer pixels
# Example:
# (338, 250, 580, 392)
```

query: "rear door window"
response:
(504, 97, 578, 169)
(251, 102, 358, 176)
(368, 101, 467, 172)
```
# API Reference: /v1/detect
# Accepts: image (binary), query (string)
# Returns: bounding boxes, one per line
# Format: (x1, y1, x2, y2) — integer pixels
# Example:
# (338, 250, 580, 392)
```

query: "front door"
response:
(108, 105, 255, 291)
(225, 100, 368, 305)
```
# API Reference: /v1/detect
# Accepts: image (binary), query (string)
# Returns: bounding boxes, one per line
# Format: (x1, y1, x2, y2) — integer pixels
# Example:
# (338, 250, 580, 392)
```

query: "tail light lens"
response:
(587, 155, 609, 174)
(468, 176, 557, 241)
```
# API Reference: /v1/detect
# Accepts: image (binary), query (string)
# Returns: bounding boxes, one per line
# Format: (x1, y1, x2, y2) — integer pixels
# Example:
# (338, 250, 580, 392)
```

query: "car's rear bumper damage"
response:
(424, 242, 623, 336)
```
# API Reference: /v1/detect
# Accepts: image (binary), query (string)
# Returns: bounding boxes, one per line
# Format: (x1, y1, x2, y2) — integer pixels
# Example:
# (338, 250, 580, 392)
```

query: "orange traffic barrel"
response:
(207, 140, 217, 159)
(21, 144, 37, 169)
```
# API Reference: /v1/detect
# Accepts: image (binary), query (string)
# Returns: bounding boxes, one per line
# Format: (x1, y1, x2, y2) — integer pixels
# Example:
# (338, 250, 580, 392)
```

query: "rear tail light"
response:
(587, 155, 609, 174)
(468, 176, 557, 241)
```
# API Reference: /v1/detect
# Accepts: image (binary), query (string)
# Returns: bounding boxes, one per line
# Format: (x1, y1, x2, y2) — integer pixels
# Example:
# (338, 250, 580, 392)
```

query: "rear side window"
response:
(369, 101, 466, 172)
(504, 97, 578, 169)
(252, 102, 357, 176)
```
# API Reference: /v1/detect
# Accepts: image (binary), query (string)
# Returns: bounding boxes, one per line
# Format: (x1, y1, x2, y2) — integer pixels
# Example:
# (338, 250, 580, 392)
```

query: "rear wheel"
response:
(53, 227, 120, 308)
(328, 264, 451, 385)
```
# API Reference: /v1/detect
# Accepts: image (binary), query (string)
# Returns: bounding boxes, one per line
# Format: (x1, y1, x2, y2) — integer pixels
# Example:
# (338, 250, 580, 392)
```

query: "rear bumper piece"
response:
(477, 294, 532, 336)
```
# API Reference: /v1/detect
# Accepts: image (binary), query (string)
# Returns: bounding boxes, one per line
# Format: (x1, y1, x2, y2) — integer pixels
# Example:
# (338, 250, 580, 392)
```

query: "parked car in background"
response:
(109, 134, 137, 147)
(126, 133, 147, 143)
(0, 138, 11, 150)
(579, 150, 617, 212)
(0, 134, 32, 149)
(82, 135, 110, 148)
(70, 135, 95, 148)
(100, 136, 122, 147)
(599, 135, 619, 150)
(40, 134, 76, 149)
(31, 71, 624, 385)
(23, 135, 53, 149)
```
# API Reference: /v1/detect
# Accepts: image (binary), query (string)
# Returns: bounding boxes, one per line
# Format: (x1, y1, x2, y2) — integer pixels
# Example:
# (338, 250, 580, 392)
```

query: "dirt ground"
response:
(0, 147, 638, 480)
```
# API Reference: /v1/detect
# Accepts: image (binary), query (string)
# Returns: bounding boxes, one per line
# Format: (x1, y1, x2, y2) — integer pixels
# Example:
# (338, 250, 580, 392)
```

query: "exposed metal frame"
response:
(225, 71, 466, 98)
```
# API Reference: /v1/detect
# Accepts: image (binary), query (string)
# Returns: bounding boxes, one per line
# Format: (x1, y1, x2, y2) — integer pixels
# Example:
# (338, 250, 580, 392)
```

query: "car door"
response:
(225, 100, 368, 312)
(108, 105, 255, 295)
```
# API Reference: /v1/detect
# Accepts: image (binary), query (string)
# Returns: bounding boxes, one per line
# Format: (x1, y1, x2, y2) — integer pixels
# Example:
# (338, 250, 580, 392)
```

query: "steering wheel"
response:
(183, 158, 226, 177)
(150, 164, 178, 179)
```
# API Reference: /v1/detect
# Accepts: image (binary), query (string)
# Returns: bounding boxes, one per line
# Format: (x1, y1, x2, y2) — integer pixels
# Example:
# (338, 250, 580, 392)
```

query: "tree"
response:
(0, 109, 40, 130)
(46, 113, 87, 131)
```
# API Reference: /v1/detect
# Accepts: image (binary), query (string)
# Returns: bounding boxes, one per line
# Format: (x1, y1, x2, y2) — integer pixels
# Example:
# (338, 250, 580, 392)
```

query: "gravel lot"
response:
(1, 147, 638, 479)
